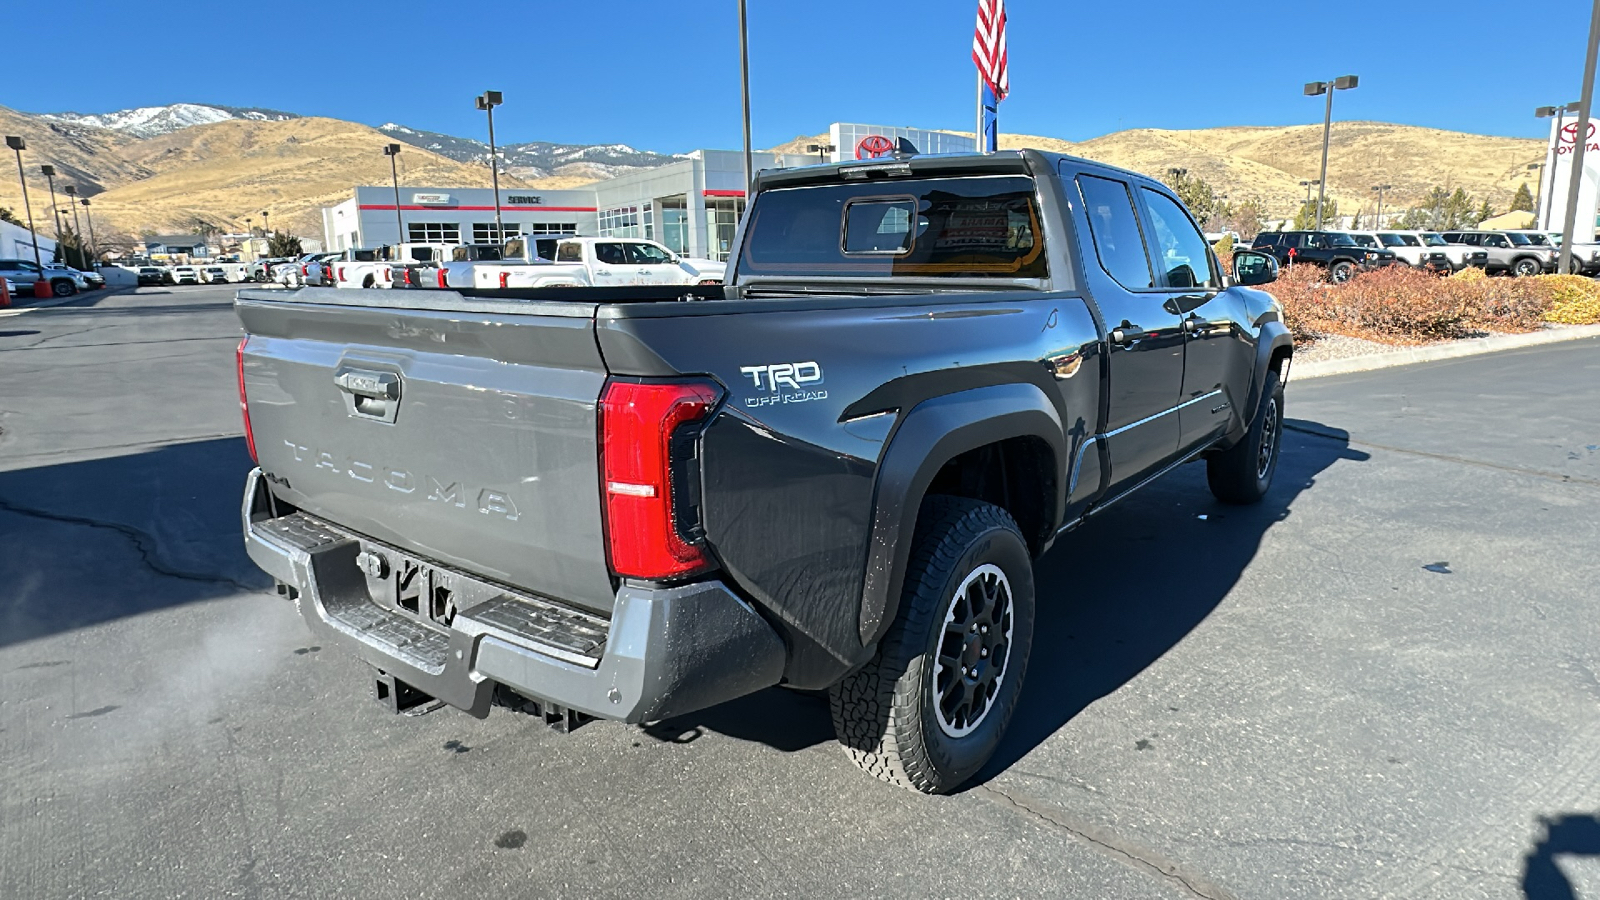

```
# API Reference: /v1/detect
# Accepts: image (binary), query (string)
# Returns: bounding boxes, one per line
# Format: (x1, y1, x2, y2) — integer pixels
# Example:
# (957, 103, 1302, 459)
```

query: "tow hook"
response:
(356, 549, 390, 579)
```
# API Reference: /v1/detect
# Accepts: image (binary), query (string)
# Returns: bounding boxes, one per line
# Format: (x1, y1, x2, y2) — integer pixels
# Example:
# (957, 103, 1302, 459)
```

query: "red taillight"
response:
(437, 268, 448, 288)
(236, 337, 257, 464)
(599, 380, 722, 579)
(300, 264, 308, 277)
(499, 271, 510, 288)
(337, 266, 346, 282)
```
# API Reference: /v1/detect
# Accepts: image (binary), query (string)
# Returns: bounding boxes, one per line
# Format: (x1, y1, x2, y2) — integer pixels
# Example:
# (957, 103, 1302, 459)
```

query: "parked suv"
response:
(0, 258, 79, 296)
(1513, 231, 1600, 276)
(1440, 231, 1556, 277)
(1372, 231, 1470, 272)
(1251, 231, 1397, 282)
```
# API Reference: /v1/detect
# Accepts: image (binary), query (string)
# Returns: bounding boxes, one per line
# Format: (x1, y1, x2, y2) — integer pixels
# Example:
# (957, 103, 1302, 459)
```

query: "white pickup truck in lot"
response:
(472, 237, 725, 290)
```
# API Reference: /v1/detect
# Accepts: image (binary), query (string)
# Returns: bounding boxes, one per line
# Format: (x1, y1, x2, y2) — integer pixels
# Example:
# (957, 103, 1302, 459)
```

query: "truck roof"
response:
(754, 149, 1164, 194)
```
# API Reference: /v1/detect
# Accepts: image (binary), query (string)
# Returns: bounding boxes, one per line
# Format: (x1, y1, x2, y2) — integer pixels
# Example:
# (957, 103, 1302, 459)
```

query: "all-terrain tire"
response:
(1512, 257, 1540, 278)
(1207, 369, 1284, 505)
(1329, 260, 1356, 283)
(829, 496, 1035, 794)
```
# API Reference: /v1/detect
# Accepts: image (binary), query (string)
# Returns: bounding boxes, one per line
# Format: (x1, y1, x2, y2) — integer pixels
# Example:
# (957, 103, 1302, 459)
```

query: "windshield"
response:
(1420, 233, 1447, 246)
(739, 175, 1048, 281)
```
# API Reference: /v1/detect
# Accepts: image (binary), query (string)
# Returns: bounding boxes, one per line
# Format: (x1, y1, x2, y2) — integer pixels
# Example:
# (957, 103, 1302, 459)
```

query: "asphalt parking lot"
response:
(2, 283, 1598, 899)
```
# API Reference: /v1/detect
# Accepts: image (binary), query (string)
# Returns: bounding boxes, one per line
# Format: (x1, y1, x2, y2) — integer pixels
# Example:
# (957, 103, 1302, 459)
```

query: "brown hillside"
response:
(91, 117, 526, 240)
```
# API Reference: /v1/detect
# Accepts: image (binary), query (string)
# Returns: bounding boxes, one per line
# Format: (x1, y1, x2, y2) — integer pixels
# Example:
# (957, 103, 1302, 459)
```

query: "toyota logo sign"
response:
(1560, 122, 1597, 145)
(856, 135, 895, 159)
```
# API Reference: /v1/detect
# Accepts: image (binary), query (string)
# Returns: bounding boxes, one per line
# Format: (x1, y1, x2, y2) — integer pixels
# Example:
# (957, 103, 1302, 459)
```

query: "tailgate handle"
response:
(334, 368, 401, 422)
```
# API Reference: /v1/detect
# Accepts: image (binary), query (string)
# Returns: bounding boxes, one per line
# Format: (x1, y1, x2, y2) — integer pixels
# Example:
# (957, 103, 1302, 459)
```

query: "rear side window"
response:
(1140, 188, 1216, 289)
(1253, 234, 1281, 248)
(738, 175, 1047, 280)
(1076, 175, 1154, 289)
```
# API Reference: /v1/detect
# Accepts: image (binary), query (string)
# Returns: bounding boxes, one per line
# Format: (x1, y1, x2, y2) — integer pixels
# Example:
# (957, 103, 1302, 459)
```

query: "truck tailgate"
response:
(236, 289, 616, 615)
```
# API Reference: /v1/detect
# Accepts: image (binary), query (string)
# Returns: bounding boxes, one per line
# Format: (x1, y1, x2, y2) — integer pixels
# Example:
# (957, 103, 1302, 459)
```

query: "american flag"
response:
(972, 0, 1009, 101)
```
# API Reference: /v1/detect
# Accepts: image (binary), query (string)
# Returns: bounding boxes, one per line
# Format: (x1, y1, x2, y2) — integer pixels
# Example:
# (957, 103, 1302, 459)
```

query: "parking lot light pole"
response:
(261, 210, 270, 242)
(1559, 4, 1600, 276)
(63, 185, 83, 266)
(738, 0, 753, 196)
(805, 143, 835, 164)
(80, 197, 98, 267)
(1300, 179, 1320, 210)
(475, 91, 504, 241)
(40, 165, 62, 242)
(6, 137, 45, 282)
(1306, 75, 1359, 231)
(383, 144, 404, 244)
(1372, 184, 1392, 229)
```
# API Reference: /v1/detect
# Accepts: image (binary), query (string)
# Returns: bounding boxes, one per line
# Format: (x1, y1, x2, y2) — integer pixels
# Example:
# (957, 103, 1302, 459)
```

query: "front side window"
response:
(738, 175, 1047, 280)
(1506, 232, 1534, 246)
(1077, 175, 1154, 289)
(624, 242, 674, 264)
(1483, 234, 1510, 248)
(1140, 189, 1216, 289)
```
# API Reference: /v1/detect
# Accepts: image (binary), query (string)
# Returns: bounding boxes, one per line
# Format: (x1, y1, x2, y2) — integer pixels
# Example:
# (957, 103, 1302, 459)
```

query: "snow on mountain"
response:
(41, 104, 299, 138)
(379, 123, 675, 180)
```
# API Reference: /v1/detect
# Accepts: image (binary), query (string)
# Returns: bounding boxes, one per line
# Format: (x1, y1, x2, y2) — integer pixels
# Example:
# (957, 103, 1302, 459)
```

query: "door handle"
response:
(1109, 325, 1146, 346)
(1182, 316, 1206, 334)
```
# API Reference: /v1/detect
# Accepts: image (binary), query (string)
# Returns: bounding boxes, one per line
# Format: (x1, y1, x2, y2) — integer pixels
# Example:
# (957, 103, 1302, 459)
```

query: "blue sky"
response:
(7, 0, 1594, 151)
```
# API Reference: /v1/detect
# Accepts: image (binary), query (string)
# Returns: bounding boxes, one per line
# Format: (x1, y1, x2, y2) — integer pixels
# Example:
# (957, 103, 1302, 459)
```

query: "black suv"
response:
(1252, 231, 1397, 283)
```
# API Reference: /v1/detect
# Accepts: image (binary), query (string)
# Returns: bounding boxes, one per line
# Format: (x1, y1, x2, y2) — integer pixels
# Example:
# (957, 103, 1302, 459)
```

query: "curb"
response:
(1293, 324, 1600, 380)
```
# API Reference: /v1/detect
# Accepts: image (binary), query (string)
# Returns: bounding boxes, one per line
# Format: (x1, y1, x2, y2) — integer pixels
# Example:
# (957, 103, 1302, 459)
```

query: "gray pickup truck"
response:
(236, 150, 1292, 793)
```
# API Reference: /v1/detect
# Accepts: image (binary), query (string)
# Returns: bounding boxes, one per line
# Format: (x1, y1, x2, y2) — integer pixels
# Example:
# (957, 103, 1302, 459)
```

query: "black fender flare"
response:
(857, 382, 1066, 646)
(1245, 320, 1293, 425)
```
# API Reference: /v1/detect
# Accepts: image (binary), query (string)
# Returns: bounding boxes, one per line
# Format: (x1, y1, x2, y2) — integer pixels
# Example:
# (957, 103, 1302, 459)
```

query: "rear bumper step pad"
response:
(241, 468, 785, 722)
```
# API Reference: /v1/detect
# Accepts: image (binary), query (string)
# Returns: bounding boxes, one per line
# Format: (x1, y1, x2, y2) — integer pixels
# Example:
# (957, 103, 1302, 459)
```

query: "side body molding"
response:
(858, 383, 1066, 645)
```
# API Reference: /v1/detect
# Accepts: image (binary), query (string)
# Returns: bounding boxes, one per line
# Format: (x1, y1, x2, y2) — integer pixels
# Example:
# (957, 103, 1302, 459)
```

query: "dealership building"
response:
(321, 124, 977, 262)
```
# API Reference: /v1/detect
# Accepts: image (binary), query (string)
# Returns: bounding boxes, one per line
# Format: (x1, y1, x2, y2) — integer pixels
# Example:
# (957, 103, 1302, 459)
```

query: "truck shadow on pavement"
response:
(655, 420, 1371, 771)
(0, 437, 268, 650)
(1522, 813, 1600, 899)
(976, 419, 1369, 784)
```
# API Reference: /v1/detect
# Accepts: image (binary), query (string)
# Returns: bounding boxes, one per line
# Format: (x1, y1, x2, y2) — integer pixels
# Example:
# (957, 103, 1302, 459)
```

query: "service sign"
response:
(506, 195, 544, 205)
(411, 193, 451, 205)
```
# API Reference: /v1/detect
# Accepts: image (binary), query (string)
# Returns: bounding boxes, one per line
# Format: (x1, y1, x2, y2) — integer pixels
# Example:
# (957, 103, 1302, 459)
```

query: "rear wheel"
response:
(51, 279, 76, 297)
(1328, 260, 1356, 283)
(830, 496, 1035, 794)
(1207, 370, 1283, 505)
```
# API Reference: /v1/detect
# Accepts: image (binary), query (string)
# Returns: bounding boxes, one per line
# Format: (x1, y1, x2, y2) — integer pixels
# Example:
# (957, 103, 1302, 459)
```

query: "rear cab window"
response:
(1077, 174, 1155, 289)
(736, 175, 1048, 282)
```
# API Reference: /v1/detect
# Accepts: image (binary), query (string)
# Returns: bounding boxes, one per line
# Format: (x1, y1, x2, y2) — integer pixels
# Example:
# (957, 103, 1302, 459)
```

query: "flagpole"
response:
(976, 72, 983, 153)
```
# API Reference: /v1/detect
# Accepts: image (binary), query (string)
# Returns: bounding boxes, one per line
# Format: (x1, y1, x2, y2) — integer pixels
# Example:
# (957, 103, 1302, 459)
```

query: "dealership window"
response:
(599, 205, 643, 238)
(471, 223, 521, 245)
(408, 222, 460, 244)
(527, 222, 579, 236)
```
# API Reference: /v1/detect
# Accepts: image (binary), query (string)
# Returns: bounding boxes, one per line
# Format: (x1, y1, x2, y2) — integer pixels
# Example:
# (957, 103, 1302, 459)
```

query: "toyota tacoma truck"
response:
(235, 150, 1292, 793)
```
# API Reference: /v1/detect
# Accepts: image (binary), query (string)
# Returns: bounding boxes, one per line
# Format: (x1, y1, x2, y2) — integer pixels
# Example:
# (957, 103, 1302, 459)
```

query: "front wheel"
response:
(1207, 370, 1284, 505)
(1512, 258, 1541, 278)
(51, 279, 76, 297)
(830, 496, 1035, 794)
(1328, 260, 1356, 283)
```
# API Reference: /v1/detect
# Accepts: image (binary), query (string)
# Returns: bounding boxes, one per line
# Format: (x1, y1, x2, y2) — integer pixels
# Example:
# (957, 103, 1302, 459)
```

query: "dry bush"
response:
(1331, 265, 1472, 343)
(1268, 263, 1334, 342)
(1538, 275, 1600, 325)
(1454, 274, 1551, 333)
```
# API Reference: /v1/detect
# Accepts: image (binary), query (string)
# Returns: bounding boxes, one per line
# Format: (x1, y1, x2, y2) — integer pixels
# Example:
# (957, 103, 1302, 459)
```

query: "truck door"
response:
(590, 242, 629, 285)
(1070, 170, 1185, 497)
(1136, 186, 1238, 453)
